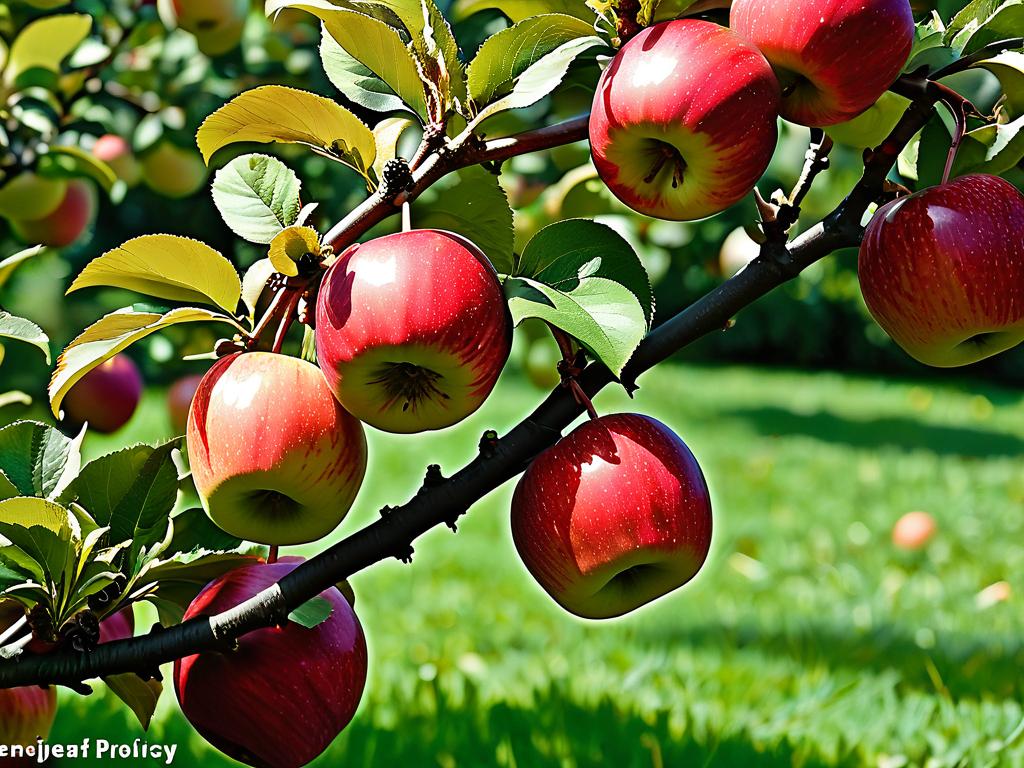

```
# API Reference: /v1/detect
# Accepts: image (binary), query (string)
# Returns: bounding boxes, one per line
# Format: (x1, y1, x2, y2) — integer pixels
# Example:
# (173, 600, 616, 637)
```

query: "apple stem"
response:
(268, 546, 279, 565)
(548, 324, 600, 420)
(940, 97, 968, 186)
(271, 289, 303, 355)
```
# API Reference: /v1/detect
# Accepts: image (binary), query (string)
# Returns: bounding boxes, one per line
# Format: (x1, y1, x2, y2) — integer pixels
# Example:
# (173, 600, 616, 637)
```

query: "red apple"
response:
(589, 20, 780, 221)
(99, 606, 135, 644)
(892, 511, 936, 551)
(168, 373, 204, 434)
(315, 229, 512, 433)
(0, 686, 57, 765)
(10, 179, 97, 248)
(174, 558, 368, 768)
(858, 174, 1024, 367)
(511, 413, 713, 619)
(61, 354, 143, 434)
(731, 0, 914, 127)
(92, 134, 141, 187)
(187, 352, 367, 545)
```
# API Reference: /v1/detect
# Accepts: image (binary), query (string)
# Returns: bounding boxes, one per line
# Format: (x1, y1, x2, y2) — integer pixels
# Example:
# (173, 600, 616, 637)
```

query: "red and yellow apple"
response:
(9, 179, 97, 248)
(315, 229, 512, 433)
(140, 141, 207, 199)
(168, 373, 204, 434)
(187, 352, 367, 545)
(0, 172, 67, 222)
(61, 354, 143, 434)
(0, 686, 57, 766)
(174, 558, 368, 768)
(92, 134, 141, 187)
(589, 19, 780, 221)
(731, 0, 914, 126)
(511, 413, 713, 619)
(858, 174, 1024, 367)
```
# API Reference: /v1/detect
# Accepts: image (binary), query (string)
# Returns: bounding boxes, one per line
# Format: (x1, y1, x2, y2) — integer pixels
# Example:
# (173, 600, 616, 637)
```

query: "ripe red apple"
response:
(61, 354, 143, 434)
(0, 686, 57, 765)
(858, 174, 1024, 367)
(511, 413, 713, 619)
(140, 141, 207, 199)
(731, 0, 914, 127)
(187, 352, 367, 545)
(168, 373, 204, 434)
(99, 606, 135, 644)
(316, 229, 512, 433)
(92, 134, 141, 187)
(174, 558, 368, 768)
(9, 179, 97, 248)
(892, 511, 936, 551)
(588, 20, 780, 221)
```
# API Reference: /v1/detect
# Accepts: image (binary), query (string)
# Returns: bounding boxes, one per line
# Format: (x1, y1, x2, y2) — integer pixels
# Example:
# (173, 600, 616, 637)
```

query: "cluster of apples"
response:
(590, 0, 915, 221)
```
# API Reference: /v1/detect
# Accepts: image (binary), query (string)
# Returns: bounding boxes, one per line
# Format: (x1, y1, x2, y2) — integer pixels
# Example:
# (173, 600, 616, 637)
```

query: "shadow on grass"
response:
(646, 622, 1024, 702)
(719, 406, 1024, 458)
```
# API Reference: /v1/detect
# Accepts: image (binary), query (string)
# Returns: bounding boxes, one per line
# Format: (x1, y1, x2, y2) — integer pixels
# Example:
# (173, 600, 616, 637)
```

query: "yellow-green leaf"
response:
(68, 235, 242, 313)
(5, 14, 92, 84)
(268, 226, 321, 277)
(197, 86, 376, 178)
(0, 498, 73, 537)
(50, 308, 242, 418)
(371, 117, 415, 187)
(0, 246, 44, 291)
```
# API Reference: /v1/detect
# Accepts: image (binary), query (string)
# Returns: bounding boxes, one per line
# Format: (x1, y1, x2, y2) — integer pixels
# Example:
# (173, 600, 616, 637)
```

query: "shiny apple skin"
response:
(731, 0, 914, 126)
(589, 20, 780, 221)
(315, 229, 512, 433)
(858, 174, 1024, 367)
(186, 352, 367, 546)
(511, 413, 713, 619)
(174, 558, 368, 768)
(61, 354, 143, 434)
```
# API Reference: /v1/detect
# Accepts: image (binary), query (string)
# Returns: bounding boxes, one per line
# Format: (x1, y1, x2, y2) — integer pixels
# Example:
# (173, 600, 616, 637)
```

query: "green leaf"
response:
(955, 113, 1024, 175)
(288, 595, 334, 628)
(5, 14, 92, 84)
(0, 311, 50, 364)
(505, 219, 654, 376)
(0, 498, 77, 589)
(467, 14, 597, 106)
(68, 235, 243, 313)
(197, 86, 377, 180)
(0, 245, 44, 290)
(58, 440, 182, 549)
(165, 508, 243, 558)
(44, 145, 118, 194)
(412, 165, 514, 274)
(50, 307, 243, 419)
(103, 674, 163, 731)
(452, 0, 596, 23)
(268, 226, 322, 278)
(0, 421, 83, 501)
(320, 33, 414, 115)
(964, 2, 1024, 53)
(268, 1, 429, 121)
(974, 50, 1024, 115)
(470, 34, 606, 125)
(212, 155, 302, 245)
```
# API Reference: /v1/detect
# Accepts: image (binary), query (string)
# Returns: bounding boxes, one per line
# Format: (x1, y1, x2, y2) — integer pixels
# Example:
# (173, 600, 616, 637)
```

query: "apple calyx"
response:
(641, 141, 688, 189)
(367, 360, 451, 413)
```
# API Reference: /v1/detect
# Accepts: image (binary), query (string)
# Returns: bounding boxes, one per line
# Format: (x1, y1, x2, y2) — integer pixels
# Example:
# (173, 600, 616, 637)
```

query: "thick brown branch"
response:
(0, 89, 936, 690)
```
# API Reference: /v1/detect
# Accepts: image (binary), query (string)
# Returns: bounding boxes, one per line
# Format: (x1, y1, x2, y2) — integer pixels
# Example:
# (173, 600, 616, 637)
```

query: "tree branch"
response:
(0, 89, 938, 690)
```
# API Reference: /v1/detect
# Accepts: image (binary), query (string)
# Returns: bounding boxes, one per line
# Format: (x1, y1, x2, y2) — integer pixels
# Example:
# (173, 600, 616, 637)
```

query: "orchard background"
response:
(0, 0, 1022, 765)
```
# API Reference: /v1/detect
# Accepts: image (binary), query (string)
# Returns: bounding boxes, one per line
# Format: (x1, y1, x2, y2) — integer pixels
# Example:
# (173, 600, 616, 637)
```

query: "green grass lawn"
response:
(47, 361, 1024, 767)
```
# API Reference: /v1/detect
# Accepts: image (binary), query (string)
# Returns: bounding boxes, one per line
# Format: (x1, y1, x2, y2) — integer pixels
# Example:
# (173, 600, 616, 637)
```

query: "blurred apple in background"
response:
(92, 134, 141, 187)
(61, 354, 143, 434)
(892, 511, 936, 551)
(141, 141, 208, 199)
(719, 227, 762, 277)
(0, 172, 67, 222)
(168, 374, 204, 434)
(8, 179, 97, 248)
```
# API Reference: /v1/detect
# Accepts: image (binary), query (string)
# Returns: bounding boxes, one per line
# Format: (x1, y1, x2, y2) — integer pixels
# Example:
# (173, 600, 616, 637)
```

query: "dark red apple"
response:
(168, 374, 203, 434)
(99, 606, 135, 644)
(858, 174, 1024, 367)
(187, 352, 367, 545)
(511, 413, 713, 619)
(731, 0, 914, 126)
(61, 354, 143, 434)
(315, 229, 512, 433)
(174, 558, 368, 768)
(589, 19, 780, 221)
